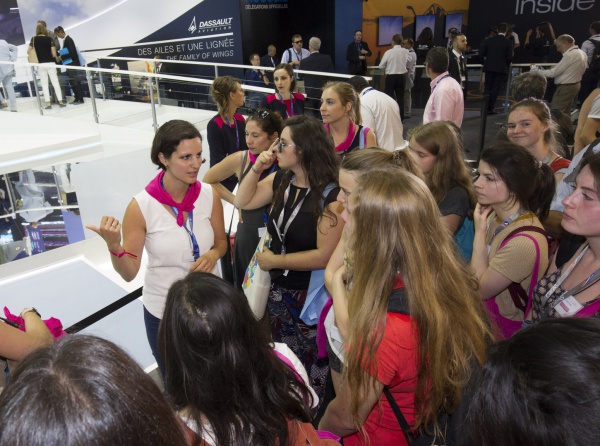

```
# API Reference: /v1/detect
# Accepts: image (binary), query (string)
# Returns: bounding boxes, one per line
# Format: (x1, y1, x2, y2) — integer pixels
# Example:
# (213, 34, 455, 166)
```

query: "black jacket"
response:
(299, 52, 334, 100)
(346, 40, 371, 75)
(447, 49, 468, 89)
(480, 35, 513, 74)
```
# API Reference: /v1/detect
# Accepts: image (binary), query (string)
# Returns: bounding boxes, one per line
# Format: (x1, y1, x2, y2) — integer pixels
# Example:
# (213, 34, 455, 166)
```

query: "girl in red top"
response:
(319, 169, 492, 445)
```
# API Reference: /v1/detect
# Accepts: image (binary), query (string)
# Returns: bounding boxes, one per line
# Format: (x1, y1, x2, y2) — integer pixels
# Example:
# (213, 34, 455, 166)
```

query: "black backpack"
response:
(589, 39, 600, 76)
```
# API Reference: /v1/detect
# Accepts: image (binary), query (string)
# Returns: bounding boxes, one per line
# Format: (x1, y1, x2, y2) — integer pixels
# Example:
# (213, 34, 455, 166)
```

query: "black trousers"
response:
(484, 71, 506, 111)
(67, 68, 84, 101)
(384, 73, 406, 119)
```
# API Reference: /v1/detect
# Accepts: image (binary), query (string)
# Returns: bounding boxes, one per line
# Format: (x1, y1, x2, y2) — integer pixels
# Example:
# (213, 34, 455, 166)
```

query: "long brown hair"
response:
(345, 170, 492, 435)
(409, 121, 476, 209)
(341, 147, 425, 181)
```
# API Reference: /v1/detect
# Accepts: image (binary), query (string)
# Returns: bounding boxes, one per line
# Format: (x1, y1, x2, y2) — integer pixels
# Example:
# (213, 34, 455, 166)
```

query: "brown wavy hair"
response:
(409, 121, 476, 209)
(211, 76, 241, 116)
(344, 169, 492, 437)
(341, 147, 425, 181)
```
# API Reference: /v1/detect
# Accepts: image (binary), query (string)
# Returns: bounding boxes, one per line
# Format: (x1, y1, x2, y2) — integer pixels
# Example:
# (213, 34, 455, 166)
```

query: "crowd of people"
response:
(3, 16, 600, 446)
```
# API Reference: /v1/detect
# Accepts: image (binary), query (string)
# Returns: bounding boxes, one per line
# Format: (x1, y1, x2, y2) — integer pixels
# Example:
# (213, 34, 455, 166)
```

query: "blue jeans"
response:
(143, 306, 165, 380)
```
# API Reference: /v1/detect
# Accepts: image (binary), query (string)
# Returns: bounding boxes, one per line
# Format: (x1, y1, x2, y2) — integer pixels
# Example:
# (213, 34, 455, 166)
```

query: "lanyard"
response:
(224, 116, 240, 151)
(487, 210, 525, 243)
(431, 74, 451, 93)
(274, 177, 310, 254)
(276, 92, 295, 118)
(361, 87, 374, 96)
(542, 245, 600, 315)
(161, 178, 200, 260)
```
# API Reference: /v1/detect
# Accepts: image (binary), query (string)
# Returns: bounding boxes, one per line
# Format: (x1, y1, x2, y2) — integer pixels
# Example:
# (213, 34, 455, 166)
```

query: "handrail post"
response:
(86, 69, 99, 123)
(97, 59, 106, 100)
(503, 63, 512, 111)
(148, 78, 159, 133)
(30, 66, 44, 115)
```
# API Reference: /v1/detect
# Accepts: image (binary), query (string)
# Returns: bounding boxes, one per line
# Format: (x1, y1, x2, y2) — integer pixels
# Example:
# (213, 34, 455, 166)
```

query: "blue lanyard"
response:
(160, 178, 200, 260)
(431, 74, 451, 93)
(224, 116, 240, 151)
(276, 92, 295, 118)
(361, 87, 374, 96)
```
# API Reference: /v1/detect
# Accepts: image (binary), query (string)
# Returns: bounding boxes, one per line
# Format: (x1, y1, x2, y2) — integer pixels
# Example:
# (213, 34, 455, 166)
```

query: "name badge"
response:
(461, 76, 466, 82)
(258, 226, 267, 238)
(554, 296, 584, 317)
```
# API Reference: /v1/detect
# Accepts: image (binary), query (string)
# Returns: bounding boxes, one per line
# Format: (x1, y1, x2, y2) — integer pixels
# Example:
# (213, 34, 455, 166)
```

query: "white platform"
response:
(0, 98, 234, 371)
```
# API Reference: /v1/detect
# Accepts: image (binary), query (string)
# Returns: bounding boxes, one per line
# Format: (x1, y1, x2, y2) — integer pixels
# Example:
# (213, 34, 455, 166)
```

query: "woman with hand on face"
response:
(86, 120, 228, 376)
(207, 76, 249, 193)
(471, 141, 555, 339)
(506, 98, 570, 184)
(234, 115, 343, 400)
(204, 110, 283, 289)
(529, 153, 600, 322)
(408, 121, 475, 235)
(261, 63, 305, 119)
(319, 169, 491, 445)
(321, 81, 376, 157)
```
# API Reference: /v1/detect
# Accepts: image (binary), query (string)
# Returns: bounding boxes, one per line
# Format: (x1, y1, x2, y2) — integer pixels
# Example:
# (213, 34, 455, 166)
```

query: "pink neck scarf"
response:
(325, 120, 356, 153)
(145, 170, 201, 226)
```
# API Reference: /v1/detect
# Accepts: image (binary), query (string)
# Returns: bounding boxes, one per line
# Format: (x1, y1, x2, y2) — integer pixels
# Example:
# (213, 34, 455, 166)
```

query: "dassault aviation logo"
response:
(188, 16, 233, 34)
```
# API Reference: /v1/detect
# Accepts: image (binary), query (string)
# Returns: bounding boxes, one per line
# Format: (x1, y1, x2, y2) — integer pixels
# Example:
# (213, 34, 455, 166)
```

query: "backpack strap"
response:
(384, 388, 415, 445)
(359, 126, 366, 149)
(499, 226, 548, 315)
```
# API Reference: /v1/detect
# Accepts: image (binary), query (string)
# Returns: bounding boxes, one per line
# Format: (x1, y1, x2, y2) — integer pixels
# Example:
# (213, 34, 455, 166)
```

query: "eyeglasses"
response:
(250, 109, 271, 119)
(293, 40, 303, 44)
(278, 140, 296, 153)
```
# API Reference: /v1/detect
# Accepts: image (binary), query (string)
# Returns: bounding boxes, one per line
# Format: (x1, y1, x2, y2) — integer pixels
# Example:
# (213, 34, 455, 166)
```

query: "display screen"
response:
(415, 15, 436, 42)
(378, 16, 403, 46)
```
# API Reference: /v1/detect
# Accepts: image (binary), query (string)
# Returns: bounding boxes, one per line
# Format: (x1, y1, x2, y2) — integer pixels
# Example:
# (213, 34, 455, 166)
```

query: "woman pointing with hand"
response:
(87, 120, 227, 376)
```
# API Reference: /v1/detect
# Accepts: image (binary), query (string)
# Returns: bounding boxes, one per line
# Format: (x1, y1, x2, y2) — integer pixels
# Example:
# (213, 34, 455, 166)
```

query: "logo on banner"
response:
(514, 0, 595, 14)
(188, 17, 197, 33)
(188, 16, 233, 34)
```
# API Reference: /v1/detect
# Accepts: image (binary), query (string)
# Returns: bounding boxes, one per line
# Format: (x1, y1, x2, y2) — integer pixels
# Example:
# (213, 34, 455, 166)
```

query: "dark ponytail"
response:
(480, 141, 555, 220)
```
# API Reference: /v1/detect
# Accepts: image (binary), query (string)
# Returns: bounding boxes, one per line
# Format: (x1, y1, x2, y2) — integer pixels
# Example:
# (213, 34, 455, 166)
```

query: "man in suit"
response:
(347, 30, 371, 75)
(480, 22, 513, 114)
(260, 44, 278, 87)
(300, 37, 334, 117)
(448, 32, 468, 101)
(54, 26, 84, 104)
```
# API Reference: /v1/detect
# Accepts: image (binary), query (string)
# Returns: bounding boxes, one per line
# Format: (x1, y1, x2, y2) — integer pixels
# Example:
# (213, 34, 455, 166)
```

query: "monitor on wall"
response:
(378, 16, 403, 46)
(445, 13, 463, 36)
(415, 15, 436, 42)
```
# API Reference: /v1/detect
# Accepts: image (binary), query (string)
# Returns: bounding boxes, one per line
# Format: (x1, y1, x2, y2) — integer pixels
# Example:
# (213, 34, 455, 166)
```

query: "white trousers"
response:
(38, 62, 63, 104)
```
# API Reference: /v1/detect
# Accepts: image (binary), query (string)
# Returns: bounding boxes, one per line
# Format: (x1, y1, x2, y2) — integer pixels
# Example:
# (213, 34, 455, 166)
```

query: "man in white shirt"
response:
(379, 34, 410, 120)
(537, 34, 587, 114)
(281, 34, 310, 93)
(349, 75, 405, 151)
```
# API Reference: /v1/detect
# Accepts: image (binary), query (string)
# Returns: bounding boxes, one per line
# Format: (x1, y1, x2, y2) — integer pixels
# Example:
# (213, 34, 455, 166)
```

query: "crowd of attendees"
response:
(3, 17, 600, 446)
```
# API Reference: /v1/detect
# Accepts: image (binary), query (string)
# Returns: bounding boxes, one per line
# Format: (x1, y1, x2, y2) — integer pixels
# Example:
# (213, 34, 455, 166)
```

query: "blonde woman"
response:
(319, 169, 492, 445)
(320, 81, 376, 156)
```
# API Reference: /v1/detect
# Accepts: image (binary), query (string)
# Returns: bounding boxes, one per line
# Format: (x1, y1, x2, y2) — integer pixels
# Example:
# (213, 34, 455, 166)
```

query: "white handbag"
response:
(242, 231, 271, 319)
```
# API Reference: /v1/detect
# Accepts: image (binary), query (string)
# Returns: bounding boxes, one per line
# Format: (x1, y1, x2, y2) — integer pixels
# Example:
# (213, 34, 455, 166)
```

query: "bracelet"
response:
(251, 165, 264, 174)
(110, 249, 138, 259)
(21, 307, 41, 319)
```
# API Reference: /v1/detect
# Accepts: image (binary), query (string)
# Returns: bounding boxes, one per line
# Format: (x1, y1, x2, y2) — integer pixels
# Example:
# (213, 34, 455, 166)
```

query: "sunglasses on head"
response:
(250, 109, 270, 119)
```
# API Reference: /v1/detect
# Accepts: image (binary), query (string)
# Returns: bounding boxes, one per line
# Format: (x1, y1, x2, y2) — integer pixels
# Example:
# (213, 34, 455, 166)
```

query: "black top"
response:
(480, 35, 513, 74)
(207, 114, 248, 192)
(261, 93, 306, 119)
(31, 35, 55, 63)
(61, 35, 80, 66)
(438, 186, 470, 231)
(267, 170, 339, 290)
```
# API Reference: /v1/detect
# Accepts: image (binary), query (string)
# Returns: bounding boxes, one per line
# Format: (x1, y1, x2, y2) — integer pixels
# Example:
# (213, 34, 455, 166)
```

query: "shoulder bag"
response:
(28, 37, 38, 63)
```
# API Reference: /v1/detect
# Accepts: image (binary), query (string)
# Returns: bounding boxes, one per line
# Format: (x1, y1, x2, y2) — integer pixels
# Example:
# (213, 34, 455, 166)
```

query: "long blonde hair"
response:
(345, 170, 492, 434)
(409, 121, 476, 209)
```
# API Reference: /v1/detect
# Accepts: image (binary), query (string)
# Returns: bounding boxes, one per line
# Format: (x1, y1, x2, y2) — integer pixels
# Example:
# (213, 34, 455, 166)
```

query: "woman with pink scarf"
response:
(87, 120, 228, 376)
